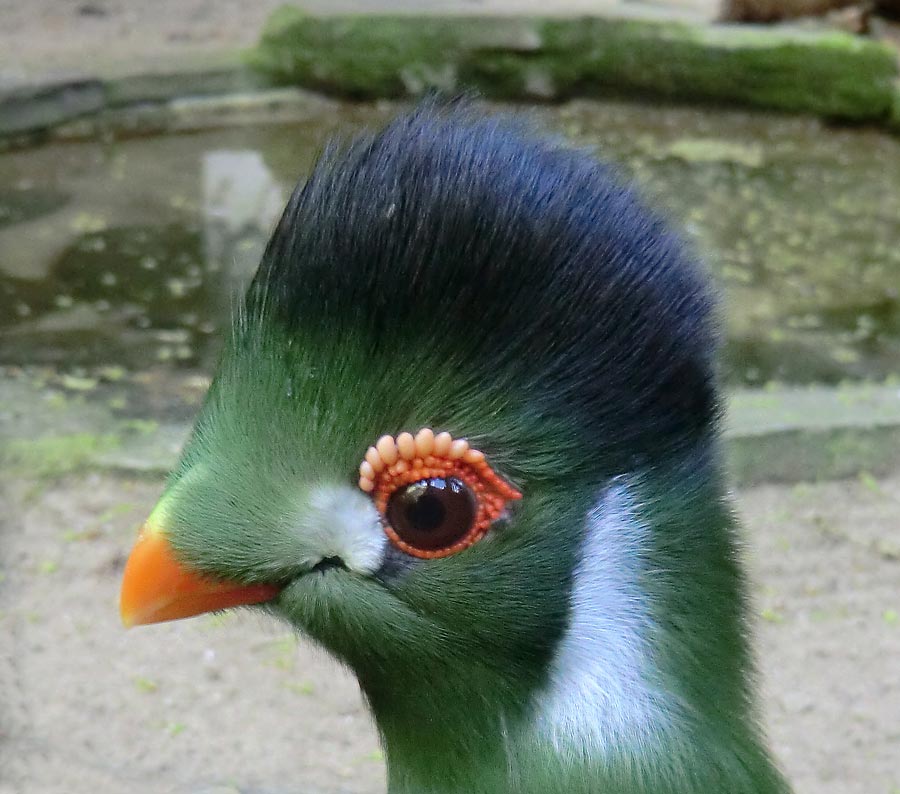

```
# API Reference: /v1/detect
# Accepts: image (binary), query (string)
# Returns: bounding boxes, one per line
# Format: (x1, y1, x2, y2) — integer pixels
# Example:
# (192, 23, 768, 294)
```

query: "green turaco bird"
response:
(120, 102, 791, 794)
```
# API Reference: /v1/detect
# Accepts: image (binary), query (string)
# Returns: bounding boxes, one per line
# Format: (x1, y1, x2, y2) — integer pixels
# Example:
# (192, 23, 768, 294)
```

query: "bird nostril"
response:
(311, 556, 347, 574)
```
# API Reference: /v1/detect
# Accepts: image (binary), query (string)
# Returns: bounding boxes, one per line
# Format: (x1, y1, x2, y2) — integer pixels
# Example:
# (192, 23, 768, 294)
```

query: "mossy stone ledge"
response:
(249, 7, 899, 122)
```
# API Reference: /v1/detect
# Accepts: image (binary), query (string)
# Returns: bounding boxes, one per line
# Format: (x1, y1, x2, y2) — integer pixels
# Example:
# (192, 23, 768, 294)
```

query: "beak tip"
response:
(119, 595, 138, 628)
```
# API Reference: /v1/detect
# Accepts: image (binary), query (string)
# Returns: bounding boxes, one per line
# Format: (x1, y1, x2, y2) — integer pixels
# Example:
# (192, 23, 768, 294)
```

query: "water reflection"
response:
(203, 149, 287, 298)
(1, 101, 899, 385)
(0, 129, 308, 369)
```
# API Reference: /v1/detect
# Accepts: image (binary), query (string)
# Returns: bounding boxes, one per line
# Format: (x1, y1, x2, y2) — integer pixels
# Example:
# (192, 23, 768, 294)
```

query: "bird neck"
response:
(372, 683, 788, 794)
(367, 669, 532, 794)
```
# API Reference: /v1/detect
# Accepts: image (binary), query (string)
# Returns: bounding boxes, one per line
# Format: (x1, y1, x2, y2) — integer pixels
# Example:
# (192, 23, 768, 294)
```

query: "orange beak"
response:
(119, 523, 281, 628)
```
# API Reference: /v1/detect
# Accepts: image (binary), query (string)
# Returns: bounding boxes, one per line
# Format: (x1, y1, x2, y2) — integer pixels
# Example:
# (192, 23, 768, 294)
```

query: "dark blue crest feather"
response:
(251, 101, 719, 474)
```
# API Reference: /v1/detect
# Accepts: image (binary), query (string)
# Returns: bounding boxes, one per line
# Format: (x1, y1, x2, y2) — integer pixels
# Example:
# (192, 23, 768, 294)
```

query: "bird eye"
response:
(358, 429, 521, 559)
(386, 477, 476, 552)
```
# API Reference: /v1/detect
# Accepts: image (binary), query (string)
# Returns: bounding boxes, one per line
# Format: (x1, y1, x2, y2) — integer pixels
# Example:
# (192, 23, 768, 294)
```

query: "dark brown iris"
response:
(385, 477, 477, 552)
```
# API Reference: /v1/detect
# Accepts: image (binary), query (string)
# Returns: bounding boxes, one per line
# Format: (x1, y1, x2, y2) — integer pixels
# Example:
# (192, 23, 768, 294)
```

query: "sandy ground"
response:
(0, 0, 717, 83)
(1, 471, 898, 794)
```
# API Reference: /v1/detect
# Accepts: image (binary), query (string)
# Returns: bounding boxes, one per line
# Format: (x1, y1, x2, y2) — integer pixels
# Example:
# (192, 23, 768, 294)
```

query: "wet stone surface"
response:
(554, 101, 900, 386)
(1, 99, 899, 395)
(0, 118, 340, 373)
(0, 184, 69, 228)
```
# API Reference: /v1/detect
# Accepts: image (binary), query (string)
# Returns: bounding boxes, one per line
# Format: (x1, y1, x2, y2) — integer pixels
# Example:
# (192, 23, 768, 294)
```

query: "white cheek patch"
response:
(294, 485, 388, 575)
(532, 481, 671, 758)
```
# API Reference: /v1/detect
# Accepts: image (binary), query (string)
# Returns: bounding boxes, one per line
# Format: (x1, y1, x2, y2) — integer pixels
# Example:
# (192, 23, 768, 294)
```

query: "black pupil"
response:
(405, 491, 446, 532)
(386, 477, 476, 552)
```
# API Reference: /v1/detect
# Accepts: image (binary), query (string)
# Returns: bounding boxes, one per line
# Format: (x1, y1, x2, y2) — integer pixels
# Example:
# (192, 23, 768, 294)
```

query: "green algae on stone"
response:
(1, 432, 121, 478)
(891, 83, 900, 131)
(248, 8, 899, 122)
(727, 425, 900, 485)
(725, 384, 900, 483)
(540, 19, 898, 120)
(247, 10, 492, 98)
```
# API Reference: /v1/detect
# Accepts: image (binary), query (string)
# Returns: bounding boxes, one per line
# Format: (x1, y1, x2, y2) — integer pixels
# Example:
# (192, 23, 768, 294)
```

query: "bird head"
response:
(119, 104, 780, 793)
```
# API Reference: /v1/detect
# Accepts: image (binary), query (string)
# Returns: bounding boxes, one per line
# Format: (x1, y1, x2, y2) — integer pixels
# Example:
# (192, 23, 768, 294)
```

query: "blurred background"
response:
(1, 2, 899, 793)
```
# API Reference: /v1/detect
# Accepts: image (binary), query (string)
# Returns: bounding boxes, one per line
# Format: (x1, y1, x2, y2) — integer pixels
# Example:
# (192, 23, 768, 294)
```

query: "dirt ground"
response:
(1, 471, 898, 794)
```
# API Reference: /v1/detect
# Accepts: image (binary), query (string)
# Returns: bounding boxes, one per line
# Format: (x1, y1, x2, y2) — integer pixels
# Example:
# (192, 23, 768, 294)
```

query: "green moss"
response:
(891, 83, 900, 131)
(62, 528, 101, 542)
(857, 470, 883, 495)
(120, 419, 159, 435)
(59, 374, 98, 392)
(727, 426, 900, 486)
(165, 721, 186, 737)
(283, 680, 315, 695)
(248, 9, 475, 97)
(1, 433, 121, 478)
(133, 676, 159, 693)
(98, 366, 127, 381)
(258, 633, 298, 670)
(202, 612, 235, 629)
(542, 19, 897, 120)
(248, 9, 898, 122)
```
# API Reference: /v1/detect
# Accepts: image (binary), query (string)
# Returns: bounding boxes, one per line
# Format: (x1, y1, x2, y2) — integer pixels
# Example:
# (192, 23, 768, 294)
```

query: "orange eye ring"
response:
(358, 429, 521, 559)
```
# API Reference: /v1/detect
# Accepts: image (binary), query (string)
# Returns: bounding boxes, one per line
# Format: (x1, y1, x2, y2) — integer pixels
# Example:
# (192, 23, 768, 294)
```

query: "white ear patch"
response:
(294, 485, 387, 574)
(532, 482, 671, 757)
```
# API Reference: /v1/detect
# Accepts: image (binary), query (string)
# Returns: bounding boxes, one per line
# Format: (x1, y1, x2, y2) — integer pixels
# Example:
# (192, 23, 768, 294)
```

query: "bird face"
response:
(117, 104, 781, 793)
(122, 313, 586, 686)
